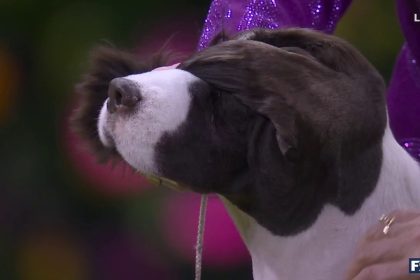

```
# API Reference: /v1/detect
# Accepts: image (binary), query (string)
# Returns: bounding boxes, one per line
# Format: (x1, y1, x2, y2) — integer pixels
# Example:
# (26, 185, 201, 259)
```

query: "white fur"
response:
(97, 69, 199, 174)
(227, 125, 420, 280)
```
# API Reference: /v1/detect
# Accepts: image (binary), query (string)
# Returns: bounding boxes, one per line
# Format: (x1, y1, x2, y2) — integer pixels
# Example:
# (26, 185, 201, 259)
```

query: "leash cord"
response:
(195, 194, 208, 280)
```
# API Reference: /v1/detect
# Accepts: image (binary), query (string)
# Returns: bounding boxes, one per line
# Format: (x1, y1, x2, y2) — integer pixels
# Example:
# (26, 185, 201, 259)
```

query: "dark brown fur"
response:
(180, 28, 387, 213)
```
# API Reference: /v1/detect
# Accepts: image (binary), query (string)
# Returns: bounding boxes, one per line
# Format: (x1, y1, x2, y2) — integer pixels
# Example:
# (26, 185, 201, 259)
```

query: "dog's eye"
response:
(285, 147, 300, 163)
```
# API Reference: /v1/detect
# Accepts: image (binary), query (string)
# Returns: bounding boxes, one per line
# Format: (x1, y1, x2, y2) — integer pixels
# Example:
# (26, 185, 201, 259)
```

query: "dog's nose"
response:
(107, 78, 142, 113)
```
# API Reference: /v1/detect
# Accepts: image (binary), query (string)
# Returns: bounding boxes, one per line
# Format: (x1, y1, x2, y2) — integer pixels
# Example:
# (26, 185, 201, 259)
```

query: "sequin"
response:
(386, 1, 420, 162)
(400, 138, 420, 161)
(406, 46, 420, 89)
(238, 0, 280, 31)
(198, 0, 351, 50)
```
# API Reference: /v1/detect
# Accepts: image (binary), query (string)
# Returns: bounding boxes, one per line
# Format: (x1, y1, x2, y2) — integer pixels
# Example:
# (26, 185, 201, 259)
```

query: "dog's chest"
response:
(244, 205, 366, 280)
(229, 128, 420, 280)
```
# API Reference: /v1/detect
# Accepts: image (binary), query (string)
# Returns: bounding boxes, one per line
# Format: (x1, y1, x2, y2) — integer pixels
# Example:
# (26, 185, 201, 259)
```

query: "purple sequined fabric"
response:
(198, 0, 351, 50)
(387, 1, 420, 161)
(401, 138, 420, 160)
(198, 0, 420, 161)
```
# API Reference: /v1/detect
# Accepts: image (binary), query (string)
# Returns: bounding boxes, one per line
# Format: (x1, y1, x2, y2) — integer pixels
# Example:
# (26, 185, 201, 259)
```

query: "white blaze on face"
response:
(97, 69, 199, 174)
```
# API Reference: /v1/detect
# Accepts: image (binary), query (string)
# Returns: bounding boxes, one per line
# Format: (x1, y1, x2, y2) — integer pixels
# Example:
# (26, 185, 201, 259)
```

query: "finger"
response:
(385, 220, 420, 239)
(352, 259, 418, 280)
(365, 211, 420, 241)
(346, 237, 406, 279)
(348, 211, 420, 279)
(347, 226, 420, 279)
(385, 210, 420, 224)
(364, 222, 391, 241)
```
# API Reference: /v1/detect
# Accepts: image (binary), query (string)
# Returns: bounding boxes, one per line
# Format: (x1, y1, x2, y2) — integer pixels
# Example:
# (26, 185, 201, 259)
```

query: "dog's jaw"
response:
(97, 69, 199, 174)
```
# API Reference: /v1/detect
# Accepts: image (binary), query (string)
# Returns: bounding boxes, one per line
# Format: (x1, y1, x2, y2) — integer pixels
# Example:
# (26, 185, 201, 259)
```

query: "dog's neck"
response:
(223, 125, 420, 280)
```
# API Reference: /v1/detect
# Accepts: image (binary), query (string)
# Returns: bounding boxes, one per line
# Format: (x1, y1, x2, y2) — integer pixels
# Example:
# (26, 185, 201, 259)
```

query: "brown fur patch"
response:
(180, 28, 387, 217)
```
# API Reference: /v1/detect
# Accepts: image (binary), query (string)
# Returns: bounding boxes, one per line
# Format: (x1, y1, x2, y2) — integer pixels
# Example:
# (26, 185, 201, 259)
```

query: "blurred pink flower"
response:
(160, 193, 251, 268)
(134, 15, 201, 63)
(61, 105, 150, 196)
(93, 230, 174, 280)
(16, 228, 89, 280)
(0, 46, 20, 125)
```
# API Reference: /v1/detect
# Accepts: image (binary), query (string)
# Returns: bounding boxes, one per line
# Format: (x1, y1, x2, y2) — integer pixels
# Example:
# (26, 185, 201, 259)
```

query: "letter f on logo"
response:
(411, 260, 420, 272)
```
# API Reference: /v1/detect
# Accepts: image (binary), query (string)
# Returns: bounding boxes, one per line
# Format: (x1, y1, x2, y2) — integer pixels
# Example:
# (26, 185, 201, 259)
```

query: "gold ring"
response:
(379, 214, 395, 235)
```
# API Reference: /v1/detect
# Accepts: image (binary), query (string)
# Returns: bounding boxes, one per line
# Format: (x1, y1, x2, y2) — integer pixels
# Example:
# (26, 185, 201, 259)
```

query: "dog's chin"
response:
(96, 99, 159, 175)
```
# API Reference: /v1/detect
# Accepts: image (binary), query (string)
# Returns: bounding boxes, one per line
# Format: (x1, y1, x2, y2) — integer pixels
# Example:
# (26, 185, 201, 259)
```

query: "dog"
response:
(72, 28, 420, 279)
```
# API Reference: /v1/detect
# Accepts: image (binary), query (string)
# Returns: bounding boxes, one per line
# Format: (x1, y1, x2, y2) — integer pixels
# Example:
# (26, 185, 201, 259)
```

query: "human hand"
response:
(346, 210, 420, 280)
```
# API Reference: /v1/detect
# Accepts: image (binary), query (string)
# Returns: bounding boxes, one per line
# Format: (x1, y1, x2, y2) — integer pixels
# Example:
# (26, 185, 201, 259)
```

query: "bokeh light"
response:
(17, 228, 88, 280)
(0, 46, 20, 125)
(133, 15, 202, 61)
(92, 230, 174, 280)
(62, 116, 150, 196)
(36, 2, 116, 104)
(160, 193, 250, 268)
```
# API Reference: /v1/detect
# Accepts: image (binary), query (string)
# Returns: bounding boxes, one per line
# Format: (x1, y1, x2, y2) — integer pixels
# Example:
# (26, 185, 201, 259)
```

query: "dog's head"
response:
(72, 28, 387, 236)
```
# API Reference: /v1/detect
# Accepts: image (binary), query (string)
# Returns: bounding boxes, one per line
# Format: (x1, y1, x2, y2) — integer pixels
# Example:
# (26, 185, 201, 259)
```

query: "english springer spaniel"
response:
(72, 28, 420, 280)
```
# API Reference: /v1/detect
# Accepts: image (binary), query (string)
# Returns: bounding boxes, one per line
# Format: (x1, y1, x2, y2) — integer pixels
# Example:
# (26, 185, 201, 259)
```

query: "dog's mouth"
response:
(102, 128, 115, 149)
(96, 96, 189, 192)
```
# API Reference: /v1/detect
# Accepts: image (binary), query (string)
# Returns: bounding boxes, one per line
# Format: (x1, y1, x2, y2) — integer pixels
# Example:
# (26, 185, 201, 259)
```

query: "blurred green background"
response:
(0, 0, 403, 279)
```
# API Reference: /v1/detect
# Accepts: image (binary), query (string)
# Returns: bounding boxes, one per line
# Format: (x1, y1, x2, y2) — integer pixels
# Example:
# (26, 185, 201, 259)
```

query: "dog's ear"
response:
(71, 46, 169, 161)
(233, 28, 379, 75)
(180, 29, 387, 212)
(180, 38, 332, 155)
(181, 29, 386, 154)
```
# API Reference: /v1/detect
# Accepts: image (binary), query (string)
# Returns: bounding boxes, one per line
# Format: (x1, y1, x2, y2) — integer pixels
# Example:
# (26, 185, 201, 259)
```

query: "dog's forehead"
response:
(124, 69, 200, 89)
